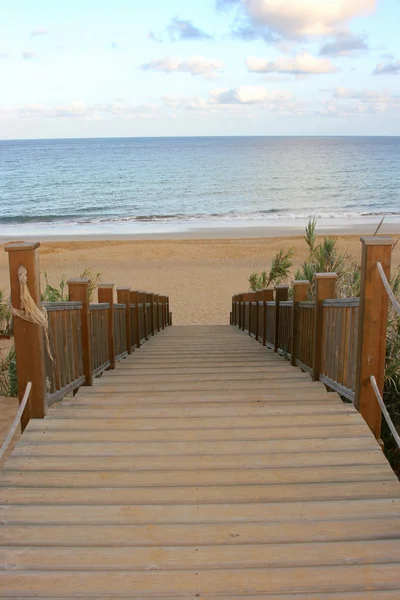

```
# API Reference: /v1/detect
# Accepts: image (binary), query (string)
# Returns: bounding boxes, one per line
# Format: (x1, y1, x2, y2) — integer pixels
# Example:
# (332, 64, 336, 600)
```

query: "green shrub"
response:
(249, 249, 293, 291)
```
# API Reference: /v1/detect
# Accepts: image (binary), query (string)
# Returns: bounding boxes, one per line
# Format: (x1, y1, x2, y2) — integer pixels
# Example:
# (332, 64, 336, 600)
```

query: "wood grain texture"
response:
(1, 324, 399, 598)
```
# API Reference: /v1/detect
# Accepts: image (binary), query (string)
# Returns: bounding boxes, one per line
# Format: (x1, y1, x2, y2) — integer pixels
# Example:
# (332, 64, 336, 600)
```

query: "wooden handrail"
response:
(230, 237, 394, 441)
(5, 240, 171, 433)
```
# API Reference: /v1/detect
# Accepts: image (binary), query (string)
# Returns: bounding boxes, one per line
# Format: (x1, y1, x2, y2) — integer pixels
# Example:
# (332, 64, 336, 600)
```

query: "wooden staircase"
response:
(1, 325, 400, 597)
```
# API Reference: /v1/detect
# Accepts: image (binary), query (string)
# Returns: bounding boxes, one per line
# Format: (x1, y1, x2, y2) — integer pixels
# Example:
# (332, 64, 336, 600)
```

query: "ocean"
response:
(0, 136, 399, 238)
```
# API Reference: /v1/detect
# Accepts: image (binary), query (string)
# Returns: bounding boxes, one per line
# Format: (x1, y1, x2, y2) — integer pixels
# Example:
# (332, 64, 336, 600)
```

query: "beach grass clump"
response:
(79, 268, 101, 302)
(41, 272, 67, 302)
(41, 268, 101, 302)
(248, 218, 400, 471)
(0, 345, 17, 397)
(249, 248, 294, 291)
(0, 290, 13, 338)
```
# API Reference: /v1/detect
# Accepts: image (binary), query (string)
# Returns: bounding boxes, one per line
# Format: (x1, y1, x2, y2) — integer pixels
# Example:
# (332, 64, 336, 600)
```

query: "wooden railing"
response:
(277, 300, 293, 357)
(295, 301, 315, 373)
(44, 301, 85, 405)
(320, 298, 359, 401)
(90, 303, 110, 376)
(114, 303, 127, 361)
(231, 237, 394, 442)
(4, 241, 171, 429)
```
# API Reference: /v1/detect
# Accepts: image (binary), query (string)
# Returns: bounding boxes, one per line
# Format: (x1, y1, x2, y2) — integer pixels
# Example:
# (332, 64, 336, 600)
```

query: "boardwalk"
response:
(1, 325, 400, 598)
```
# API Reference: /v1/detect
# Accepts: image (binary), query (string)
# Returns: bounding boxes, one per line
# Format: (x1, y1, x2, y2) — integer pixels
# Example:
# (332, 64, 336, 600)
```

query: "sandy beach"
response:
(1, 230, 399, 325)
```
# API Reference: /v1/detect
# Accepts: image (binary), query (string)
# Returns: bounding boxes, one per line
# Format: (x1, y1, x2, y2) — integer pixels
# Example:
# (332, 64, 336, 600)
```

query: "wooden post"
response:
(255, 290, 263, 341)
(238, 294, 243, 329)
(147, 293, 155, 336)
(291, 281, 310, 367)
(241, 294, 247, 332)
(312, 273, 337, 382)
(166, 297, 170, 327)
(154, 294, 160, 332)
(139, 292, 147, 340)
(233, 294, 238, 326)
(262, 288, 274, 347)
(98, 284, 115, 370)
(116, 287, 131, 355)
(160, 295, 165, 330)
(248, 292, 253, 336)
(130, 291, 141, 348)
(5, 242, 47, 430)
(274, 285, 289, 353)
(68, 278, 93, 386)
(231, 295, 236, 326)
(355, 237, 392, 440)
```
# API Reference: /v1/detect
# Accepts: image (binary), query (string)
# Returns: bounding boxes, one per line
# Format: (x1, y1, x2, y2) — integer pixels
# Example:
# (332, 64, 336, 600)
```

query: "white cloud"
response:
(373, 60, 400, 75)
(319, 32, 368, 56)
(246, 52, 339, 76)
(141, 56, 223, 79)
(245, 0, 375, 38)
(318, 87, 400, 117)
(210, 85, 292, 105)
(1, 102, 159, 121)
(224, 0, 375, 42)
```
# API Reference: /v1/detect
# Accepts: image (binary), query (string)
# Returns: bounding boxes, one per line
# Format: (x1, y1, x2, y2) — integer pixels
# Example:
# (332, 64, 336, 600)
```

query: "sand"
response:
(1, 232, 399, 325)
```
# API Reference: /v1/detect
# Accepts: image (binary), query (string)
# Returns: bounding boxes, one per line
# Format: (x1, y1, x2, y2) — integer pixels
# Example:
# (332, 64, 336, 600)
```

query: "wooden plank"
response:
(2, 564, 400, 596)
(68, 392, 336, 404)
(24, 412, 365, 430)
(19, 424, 371, 443)
(1, 539, 400, 571)
(1, 481, 399, 505)
(2, 593, 400, 600)
(2, 498, 400, 524)
(46, 403, 353, 418)
(2, 517, 400, 546)
(11, 436, 380, 457)
(0, 464, 394, 488)
(4, 450, 387, 472)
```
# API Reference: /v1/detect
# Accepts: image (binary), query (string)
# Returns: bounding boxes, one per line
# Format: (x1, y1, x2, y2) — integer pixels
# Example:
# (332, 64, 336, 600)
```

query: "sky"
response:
(1, 0, 400, 138)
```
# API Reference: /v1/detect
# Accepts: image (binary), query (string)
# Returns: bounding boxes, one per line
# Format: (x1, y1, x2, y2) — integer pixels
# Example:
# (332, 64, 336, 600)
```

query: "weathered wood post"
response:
(116, 287, 131, 355)
(154, 293, 160, 332)
(5, 242, 47, 429)
(355, 237, 392, 440)
(161, 295, 166, 330)
(130, 291, 141, 348)
(248, 292, 254, 336)
(274, 285, 289, 353)
(255, 290, 263, 341)
(98, 284, 115, 370)
(139, 292, 148, 340)
(231, 295, 235, 326)
(147, 292, 155, 336)
(239, 294, 244, 330)
(166, 296, 170, 327)
(262, 288, 274, 347)
(312, 273, 337, 382)
(291, 281, 310, 367)
(68, 278, 93, 386)
(242, 293, 248, 332)
(233, 294, 238, 326)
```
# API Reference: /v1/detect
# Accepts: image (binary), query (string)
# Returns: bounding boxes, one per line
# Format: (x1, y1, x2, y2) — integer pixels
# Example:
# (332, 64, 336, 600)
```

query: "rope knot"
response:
(9, 266, 53, 360)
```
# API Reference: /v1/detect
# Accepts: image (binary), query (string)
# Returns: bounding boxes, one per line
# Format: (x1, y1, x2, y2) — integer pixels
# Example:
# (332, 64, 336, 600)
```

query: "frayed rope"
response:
(9, 266, 53, 361)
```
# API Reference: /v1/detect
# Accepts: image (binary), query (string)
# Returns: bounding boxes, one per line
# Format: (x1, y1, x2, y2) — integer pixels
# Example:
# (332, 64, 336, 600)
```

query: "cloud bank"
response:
(246, 52, 339, 75)
(141, 56, 223, 79)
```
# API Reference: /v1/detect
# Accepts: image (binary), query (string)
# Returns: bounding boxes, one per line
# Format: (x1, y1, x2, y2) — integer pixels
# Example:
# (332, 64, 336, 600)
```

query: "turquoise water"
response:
(0, 136, 399, 236)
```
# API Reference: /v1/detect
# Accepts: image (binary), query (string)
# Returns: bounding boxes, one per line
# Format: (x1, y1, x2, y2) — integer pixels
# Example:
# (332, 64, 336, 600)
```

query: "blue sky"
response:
(1, 0, 400, 138)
